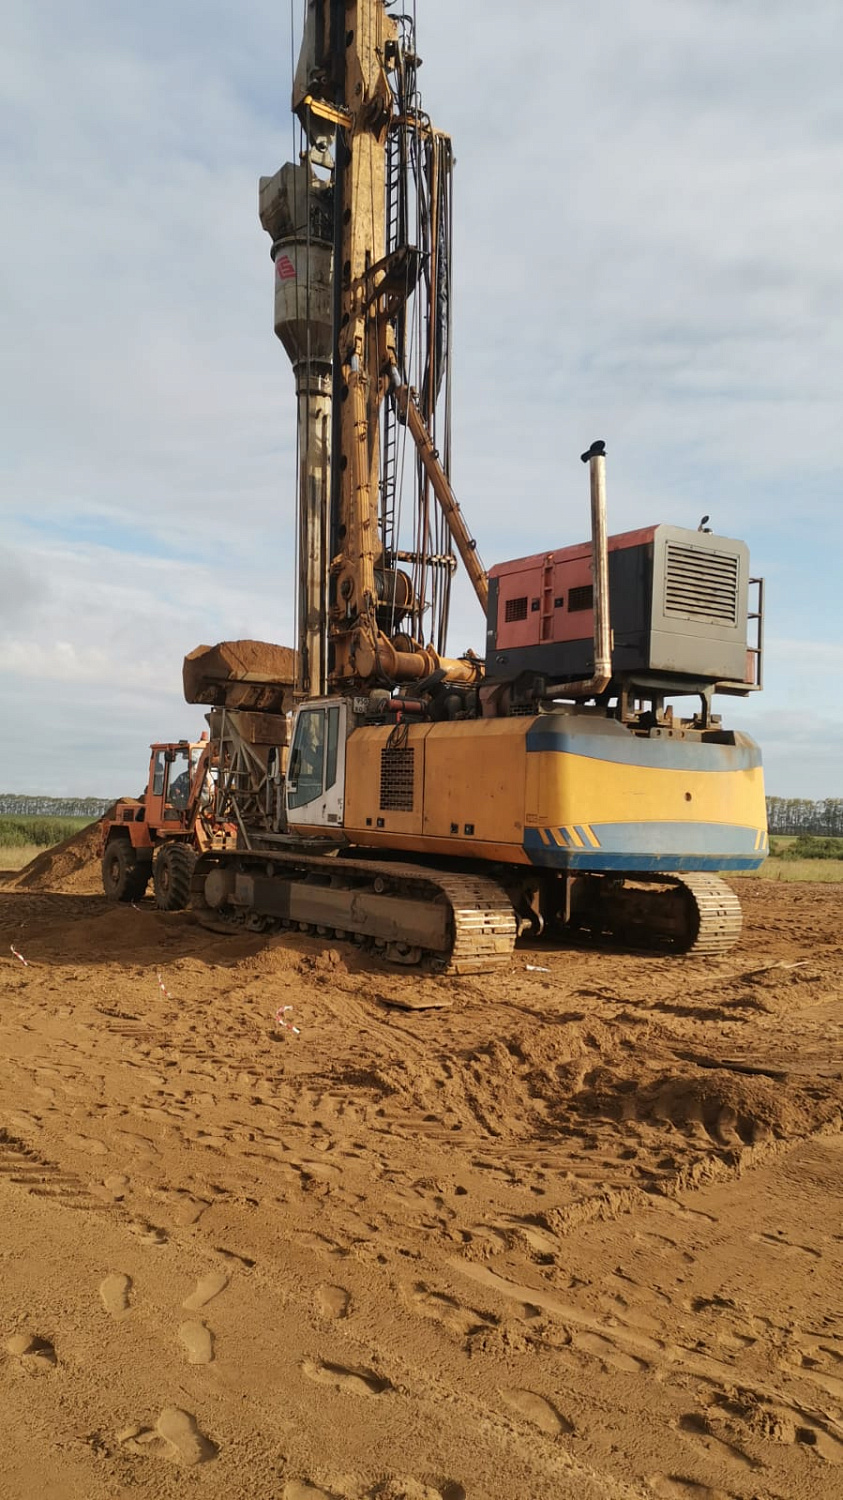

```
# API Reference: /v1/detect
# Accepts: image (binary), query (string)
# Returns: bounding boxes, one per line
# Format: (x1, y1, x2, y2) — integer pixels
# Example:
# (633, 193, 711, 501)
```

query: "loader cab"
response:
(286, 700, 347, 829)
(146, 743, 190, 822)
(146, 740, 210, 825)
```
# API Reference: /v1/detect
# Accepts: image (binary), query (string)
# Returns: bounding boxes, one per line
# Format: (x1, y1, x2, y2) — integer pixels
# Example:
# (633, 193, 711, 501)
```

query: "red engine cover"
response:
(490, 528, 656, 649)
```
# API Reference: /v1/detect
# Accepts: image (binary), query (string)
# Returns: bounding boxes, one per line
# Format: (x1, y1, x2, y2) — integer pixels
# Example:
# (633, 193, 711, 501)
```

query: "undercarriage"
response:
(191, 848, 742, 971)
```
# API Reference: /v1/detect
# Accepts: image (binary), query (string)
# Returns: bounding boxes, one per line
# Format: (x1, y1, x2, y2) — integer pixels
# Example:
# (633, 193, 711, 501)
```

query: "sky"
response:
(1, 0, 841, 798)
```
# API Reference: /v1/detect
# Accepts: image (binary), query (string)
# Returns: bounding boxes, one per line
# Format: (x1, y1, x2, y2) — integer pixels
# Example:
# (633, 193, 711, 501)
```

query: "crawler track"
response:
(580, 870, 745, 957)
(190, 849, 518, 974)
(191, 851, 743, 969)
(678, 871, 743, 955)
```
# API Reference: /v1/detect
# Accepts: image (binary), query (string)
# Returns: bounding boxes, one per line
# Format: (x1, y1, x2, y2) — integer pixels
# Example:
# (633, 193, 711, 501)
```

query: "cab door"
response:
(146, 745, 191, 828)
(285, 700, 347, 829)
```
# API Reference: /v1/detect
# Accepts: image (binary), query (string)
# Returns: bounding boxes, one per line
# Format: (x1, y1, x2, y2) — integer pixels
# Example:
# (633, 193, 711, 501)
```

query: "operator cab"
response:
(148, 741, 207, 817)
(286, 700, 347, 828)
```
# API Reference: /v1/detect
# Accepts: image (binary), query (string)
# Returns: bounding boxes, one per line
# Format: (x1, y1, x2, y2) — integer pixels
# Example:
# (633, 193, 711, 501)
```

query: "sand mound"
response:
(354, 1016, 842, 1152)
(577, 1065, 840, 1145)
(4, 817, 105, 896)
(366, 1020, 626, 1137)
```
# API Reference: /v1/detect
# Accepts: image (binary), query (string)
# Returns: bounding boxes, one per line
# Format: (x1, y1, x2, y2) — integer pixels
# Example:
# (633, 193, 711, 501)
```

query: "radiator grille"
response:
(664, 544, 739, 625)
(504, 595, 528, 623)
(379, 747, 415, 812)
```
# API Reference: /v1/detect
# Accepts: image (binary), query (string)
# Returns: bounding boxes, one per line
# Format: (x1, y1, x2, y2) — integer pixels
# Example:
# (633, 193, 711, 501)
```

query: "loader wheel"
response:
(153, 843, 196, 912)
(102, 839, 150, 903)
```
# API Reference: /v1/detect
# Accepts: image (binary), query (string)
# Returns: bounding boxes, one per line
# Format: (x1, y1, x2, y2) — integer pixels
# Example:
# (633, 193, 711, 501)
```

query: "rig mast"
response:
(260, 0, 485, 699)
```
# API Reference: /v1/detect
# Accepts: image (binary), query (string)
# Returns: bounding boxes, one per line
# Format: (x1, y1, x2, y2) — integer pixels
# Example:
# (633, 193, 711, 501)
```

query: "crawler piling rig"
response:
(188, 0, 767, 966)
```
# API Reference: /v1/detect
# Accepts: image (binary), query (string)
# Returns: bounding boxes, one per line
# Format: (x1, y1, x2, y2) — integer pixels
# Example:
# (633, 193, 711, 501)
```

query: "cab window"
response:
(166, 749, 191, 810)
(288, 709, 327, 809)
(288, 706, 343, 809)
(152, 752, 166, 797)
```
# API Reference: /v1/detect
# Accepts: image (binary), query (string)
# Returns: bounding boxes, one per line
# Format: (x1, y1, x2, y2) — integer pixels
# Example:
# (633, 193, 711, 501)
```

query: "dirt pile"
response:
(366, 1018, 626, 1136)
(580, 1064, 841, 1144)
(2, 816, 103, 895)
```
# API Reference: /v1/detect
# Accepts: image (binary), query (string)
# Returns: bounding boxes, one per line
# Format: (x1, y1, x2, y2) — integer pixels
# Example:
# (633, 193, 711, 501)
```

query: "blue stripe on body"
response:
(525, 722, 762, 774)
(524, 823, 765, 873)
(594, 821, 759, 855)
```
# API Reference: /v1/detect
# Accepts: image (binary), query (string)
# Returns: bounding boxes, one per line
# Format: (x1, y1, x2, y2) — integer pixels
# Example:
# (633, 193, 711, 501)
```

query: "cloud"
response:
(732, 704, 843, 801)
(0, 550, 47, 629)
(1, 0, 841, 795)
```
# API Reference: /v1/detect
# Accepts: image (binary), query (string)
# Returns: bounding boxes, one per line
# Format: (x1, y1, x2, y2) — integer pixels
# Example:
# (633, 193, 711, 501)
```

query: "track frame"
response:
(191, 847, 742, 971)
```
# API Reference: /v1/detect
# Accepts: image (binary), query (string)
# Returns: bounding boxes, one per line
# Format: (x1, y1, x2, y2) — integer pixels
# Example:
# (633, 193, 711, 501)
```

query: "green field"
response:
(0, 814, 93, 849)
(770, 834, 843, 859)
(725, 834, 843, 883)
(750, 834, 843, 881)
(743, 858, 843, 883)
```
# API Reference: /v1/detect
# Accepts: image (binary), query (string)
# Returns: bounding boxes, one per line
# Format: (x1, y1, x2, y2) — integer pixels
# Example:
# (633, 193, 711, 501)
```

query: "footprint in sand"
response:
(370, 1482, 466, 1500)
(576, 1330, 650, 1374)
(66, 1133, 108, 1156)
(179, 1320, 214, 1364)
(677, 1414, 754, 1470)
(156, 1407, 217, 1464)
(648, 1478, 733, 1500)
(183, 1267, 229, 1312)
(118, 1407, 217, 1465)
(411, 1284, 490, 1340)
(131, 1220, 168, 1247)
(301, 1360, 391, 1396)
(598, 1292, 662, 1334)
(99, 1273, 132, 1318)
(317, 1285, 350, 1320)
(284, 1484, 337, 1500)
(501, 1387, 573, 1436)
(295, 1230, 347, 1258)
(805, 1367, 843, 1402)
(5, 1332, 57, 1372)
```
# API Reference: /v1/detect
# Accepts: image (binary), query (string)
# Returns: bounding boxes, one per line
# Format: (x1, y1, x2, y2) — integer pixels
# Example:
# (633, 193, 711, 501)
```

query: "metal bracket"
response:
(353, 245, 423, 319)
(299, 93, 353, 128)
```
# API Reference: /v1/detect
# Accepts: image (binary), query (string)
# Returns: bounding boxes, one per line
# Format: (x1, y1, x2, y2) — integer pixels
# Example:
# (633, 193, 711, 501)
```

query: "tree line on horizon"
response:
(0, 794, 112, 819)
(766, 798, 843, 836)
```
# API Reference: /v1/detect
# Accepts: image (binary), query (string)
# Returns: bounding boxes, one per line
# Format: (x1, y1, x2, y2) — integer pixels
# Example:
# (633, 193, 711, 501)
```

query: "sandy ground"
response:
(0, 830, 841, 1500)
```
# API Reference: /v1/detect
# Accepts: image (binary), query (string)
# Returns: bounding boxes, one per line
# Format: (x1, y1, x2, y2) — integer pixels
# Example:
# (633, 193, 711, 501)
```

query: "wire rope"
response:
(289, 0, 301, 690)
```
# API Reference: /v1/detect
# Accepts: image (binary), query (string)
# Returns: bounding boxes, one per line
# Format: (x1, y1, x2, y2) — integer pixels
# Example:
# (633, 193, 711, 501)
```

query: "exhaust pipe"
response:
(546, 440, 613, 700)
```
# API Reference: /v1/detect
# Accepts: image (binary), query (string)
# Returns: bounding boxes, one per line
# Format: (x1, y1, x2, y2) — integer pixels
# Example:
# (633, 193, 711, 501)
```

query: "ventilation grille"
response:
(504, 595, 528, 623)
(379, 747, 415, 812)
(568, 584, 594, 612)
(664, 544, 739, 624)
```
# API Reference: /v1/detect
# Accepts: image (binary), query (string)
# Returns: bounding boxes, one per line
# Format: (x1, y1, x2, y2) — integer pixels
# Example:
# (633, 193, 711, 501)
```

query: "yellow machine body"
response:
(291, 713, 767, 874)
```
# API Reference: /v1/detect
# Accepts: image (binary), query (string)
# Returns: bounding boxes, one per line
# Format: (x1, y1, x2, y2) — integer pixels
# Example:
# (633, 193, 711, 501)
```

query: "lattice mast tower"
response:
(260, 0, 487, 702)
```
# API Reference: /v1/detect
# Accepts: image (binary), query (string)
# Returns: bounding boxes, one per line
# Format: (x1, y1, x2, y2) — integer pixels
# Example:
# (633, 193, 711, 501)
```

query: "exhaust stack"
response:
(546, 440, 613, 699)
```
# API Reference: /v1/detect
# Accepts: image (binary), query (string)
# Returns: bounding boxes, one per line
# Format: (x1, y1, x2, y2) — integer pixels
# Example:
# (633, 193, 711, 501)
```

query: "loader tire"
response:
(102, 839, 149, 903)
(153, 843, 196, 912)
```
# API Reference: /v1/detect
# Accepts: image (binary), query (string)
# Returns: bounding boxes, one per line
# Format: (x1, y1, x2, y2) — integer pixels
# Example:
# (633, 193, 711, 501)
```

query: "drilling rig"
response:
(187, 0, 767, 971)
